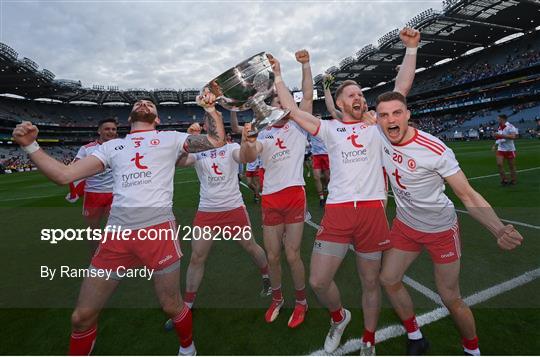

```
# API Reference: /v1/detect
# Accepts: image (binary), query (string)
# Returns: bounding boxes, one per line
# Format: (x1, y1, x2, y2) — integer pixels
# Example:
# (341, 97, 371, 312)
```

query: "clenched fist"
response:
(196, 87, 217, 109)
(13, 121, 39, 146)
(399, 27, 421, 48)
(295, 49, 310, 64)
(496, 224, 523, 250)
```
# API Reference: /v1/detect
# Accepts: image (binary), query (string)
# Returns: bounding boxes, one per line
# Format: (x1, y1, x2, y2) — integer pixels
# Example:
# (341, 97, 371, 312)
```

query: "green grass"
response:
(0, 139, 539, 355)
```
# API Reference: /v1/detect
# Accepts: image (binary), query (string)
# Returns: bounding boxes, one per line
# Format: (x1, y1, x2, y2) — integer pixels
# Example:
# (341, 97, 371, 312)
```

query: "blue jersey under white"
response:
(309, 134, 328, 155)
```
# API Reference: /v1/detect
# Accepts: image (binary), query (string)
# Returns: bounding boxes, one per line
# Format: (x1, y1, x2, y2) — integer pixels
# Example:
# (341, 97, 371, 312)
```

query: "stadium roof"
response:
(0, 0, 539, 105)
(313, 0, 540, 92)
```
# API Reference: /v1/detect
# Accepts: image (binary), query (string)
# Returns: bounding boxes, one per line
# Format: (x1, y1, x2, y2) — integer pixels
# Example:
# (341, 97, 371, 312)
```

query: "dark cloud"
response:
(1, 1, 441, 90)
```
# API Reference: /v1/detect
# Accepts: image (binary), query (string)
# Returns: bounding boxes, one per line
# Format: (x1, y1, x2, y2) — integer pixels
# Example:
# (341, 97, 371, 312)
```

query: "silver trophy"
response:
(204, 52, 289, 136)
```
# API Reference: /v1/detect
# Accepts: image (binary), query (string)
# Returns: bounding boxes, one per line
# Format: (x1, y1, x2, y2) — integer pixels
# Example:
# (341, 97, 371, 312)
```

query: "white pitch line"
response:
(467, 166, 540, 181)
(310, 267, 540, 355)
(402, 275, 443, 306)
(454, 208, 540, 230)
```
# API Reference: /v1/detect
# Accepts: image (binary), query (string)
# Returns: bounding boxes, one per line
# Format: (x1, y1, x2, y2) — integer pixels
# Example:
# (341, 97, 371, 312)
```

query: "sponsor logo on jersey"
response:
(131, 152, 148, 170)
(392, 168, 407, 189)
(211, 163, 223, 175)
(115, 145, 125, 151)
(346, 130, 364, 148)
(275, 138, 287, 149)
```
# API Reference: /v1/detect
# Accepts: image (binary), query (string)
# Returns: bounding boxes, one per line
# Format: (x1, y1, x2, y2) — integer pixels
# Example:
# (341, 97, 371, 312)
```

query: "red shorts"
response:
(91, 220, 182, 273)
(262, 186, 306, 226)
(245, 170, 259, 178)
(193, 206, 251, 229)
(259, 168, 265, 190)
(316, 200, 390, 253)
(312, 154, 330, 171)
(390, 218, 461, 264)
(83, 191, 113, 220)
(496, 150, 516, 159)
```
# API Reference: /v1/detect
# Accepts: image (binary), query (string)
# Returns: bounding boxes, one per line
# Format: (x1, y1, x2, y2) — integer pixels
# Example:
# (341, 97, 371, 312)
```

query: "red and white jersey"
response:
(381, 128, 460, 233)
(314, 119, 386, 204)
(92, 129, 189, 229)
(75, 141, 113, 193)
(257, 120, 307, 195)
(496, 122, 518, 152)
(193, 143, 244, 211)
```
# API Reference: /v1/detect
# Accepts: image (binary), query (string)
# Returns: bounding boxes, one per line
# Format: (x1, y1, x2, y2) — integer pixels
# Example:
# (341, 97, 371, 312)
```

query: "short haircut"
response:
(335, 80, 361, 100)
(98, 117, 118, 127)
(498, 114, 508, 121)
(375, 91, 407, 109)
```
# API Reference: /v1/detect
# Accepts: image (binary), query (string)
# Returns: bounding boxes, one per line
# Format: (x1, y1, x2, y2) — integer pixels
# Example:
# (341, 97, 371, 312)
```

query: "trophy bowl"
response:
(204, 52, 289, 136)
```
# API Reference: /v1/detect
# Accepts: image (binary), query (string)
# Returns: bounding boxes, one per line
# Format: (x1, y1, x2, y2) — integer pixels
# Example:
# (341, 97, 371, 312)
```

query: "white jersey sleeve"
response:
(75, 146, 87, 160)
(434, 148, 460, 178)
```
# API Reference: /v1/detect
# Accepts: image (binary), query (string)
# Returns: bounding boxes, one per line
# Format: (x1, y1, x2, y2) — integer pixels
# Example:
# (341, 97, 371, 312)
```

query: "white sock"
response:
(464, 347, 481, 356)
(408, 329, 423, 340)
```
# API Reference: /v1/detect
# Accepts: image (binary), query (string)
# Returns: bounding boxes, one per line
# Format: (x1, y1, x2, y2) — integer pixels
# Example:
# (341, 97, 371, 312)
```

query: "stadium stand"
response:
(0, 0, 539, 172)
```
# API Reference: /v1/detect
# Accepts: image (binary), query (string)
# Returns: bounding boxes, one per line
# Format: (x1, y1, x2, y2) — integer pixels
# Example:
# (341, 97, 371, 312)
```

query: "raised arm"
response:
(268, 54, 321, 135)
(12, 122, 104, 185)
(239, 124, 263, 164)
(176, 152, 197, 167)
(322, 74, 343, 120)
(445, 170, 523, 250)
(295, 49, 314, 114)
(184, 89, 227, 153)
(230, 111, 243, 134)
(393, 27, 420, 96)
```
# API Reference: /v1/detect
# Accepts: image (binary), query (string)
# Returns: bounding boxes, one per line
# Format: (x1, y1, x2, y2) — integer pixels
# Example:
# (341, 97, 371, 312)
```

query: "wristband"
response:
(274, 75, 283, 84)
(406, 47, 417, 55)
(302, 62, 310, 69)
(22, 141, 40, 154)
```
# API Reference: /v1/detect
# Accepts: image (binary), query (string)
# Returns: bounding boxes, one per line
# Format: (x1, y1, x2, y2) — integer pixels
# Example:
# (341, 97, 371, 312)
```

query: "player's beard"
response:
(344, 102, 364, 121)
(129, 110, 157, 124)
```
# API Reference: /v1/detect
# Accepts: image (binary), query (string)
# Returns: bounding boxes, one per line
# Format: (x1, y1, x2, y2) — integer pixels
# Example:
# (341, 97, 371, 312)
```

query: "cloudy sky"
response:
(0, 0, 442, 91)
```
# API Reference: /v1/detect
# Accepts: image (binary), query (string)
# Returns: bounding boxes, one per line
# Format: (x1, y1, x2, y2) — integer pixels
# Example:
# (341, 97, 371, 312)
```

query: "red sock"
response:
(69, 325, 97, 355)
(260, 265, 269, 276)
(173, 304, 193, 348)
(330, 307, 344, 323)
(184, 291, 196, 304)
(272, 287, 283, 301)
(295, 287, 306, 304)
(463, 336, 479, 350)
(363, 329, 375, 345)
(402, 315, 419, 333)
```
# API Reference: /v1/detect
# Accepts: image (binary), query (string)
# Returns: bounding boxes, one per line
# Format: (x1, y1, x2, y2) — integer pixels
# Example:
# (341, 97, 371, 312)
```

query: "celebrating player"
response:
(492, 114, 519, 185)
(239, 49, 313, 328)
(268, 27, 420, 354)
(174, 122, 271, 306)
(68, 118, 118, 254)
(376, 91, 524, 355)
(12, 92, 226, 356)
